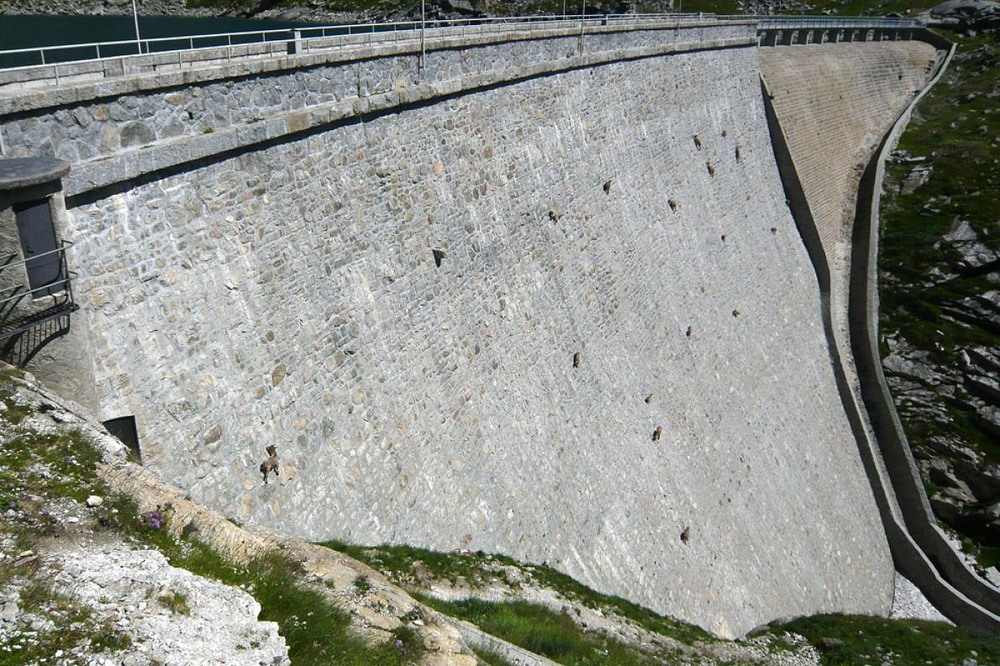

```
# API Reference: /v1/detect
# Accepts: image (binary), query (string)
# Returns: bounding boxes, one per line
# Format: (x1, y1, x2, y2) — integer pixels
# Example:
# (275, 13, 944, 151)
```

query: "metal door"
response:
(14, 198, 61, 296)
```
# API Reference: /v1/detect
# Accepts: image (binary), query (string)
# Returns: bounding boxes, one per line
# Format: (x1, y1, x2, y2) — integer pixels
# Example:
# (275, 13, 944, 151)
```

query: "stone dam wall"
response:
(0, 23, 943, 637)
(761, 38, 1000, 631)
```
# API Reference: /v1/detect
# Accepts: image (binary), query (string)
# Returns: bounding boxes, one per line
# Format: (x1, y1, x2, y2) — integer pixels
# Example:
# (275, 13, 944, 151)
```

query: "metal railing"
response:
(0, 12, 928, 89)
(0, 13, 721, 72)
(750, 15, 923, 30)
(0, 241, 79, 341)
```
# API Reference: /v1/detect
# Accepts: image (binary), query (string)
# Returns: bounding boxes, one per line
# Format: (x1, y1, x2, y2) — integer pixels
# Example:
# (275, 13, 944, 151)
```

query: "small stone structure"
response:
(0, 158, 90, 385)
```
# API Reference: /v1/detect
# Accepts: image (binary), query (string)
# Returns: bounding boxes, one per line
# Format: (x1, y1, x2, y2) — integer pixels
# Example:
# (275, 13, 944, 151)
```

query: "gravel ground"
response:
(889, 573, 951, 623)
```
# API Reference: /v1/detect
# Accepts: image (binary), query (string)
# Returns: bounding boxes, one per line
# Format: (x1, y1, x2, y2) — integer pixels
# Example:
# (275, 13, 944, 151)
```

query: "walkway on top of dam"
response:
(0, 13, 923, 96)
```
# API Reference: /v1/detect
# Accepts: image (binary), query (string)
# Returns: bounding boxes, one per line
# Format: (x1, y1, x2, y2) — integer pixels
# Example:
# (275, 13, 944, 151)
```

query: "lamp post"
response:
(420, 0, 426, 68)
(131, 0, 142, 54)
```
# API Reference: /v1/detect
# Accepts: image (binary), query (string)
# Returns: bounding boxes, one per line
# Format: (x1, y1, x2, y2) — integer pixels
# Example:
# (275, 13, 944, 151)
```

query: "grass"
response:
(157, 589, 191, 615)
(771, 614, 1000, 666)
(471, 644, 518, 666)
(416, 595, 671, 666)
(321, 539, 716, 647)
(980, 546, 1000, 569)
(324, 539, 523, 588)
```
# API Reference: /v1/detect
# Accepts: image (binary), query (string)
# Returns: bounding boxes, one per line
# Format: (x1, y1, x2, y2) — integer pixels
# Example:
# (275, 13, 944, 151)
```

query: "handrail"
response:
(0, 13, 718, 70)
(0, 13, 924, 70)
(0, 242, 73, 265)
(0, 276, 73, 308)
(736, 14, 923, 28)
(0, 241, 75, 305)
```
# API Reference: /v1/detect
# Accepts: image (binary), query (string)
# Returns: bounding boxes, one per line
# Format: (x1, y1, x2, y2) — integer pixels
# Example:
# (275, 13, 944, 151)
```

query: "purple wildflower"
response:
(142, 510, 165, 529)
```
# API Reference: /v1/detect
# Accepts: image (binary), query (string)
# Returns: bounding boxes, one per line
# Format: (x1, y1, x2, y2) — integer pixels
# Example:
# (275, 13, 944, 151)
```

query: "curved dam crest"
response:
(0, 21, 950, 637)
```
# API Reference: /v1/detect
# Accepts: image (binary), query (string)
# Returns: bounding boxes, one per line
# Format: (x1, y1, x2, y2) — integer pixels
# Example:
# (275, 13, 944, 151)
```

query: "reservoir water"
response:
(0, 14, 321, 67)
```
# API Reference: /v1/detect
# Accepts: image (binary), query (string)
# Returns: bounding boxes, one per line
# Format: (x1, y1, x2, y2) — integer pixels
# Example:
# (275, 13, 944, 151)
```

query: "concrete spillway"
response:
(0, 20, 960, 637)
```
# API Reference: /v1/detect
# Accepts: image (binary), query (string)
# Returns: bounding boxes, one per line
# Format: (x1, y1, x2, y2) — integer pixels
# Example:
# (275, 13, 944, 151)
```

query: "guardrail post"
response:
(420, 0, 426, 69)
(288, 30, 303, 55)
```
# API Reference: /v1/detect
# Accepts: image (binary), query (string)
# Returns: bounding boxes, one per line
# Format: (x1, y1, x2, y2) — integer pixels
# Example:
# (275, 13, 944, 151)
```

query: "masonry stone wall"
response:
(0, 23, 752, 169)
(57, 34, 898, 638)
(759, 42, 938, 274)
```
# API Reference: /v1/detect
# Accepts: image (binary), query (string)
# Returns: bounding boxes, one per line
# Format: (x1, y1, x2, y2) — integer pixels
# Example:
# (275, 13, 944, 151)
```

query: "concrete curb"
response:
(450, 618, 562, 666)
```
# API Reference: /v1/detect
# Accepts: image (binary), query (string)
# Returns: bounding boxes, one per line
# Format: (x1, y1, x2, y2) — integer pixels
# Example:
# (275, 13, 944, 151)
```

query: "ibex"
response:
(260, 445, 280, 484)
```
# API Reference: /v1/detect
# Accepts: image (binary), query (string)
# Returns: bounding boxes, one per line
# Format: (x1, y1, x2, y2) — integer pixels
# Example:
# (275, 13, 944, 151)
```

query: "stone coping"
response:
(64, 35, 755, 198)
(0, 157, 70, 191)
(0, 20, 756, 116)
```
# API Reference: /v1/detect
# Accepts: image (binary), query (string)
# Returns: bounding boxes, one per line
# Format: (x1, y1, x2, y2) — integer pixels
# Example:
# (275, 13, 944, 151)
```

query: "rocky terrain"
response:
(0, 377, 288, 664)
(0, 0, 216, 17)
(0, 0, 813, 23)
(0, 365, 481, 665)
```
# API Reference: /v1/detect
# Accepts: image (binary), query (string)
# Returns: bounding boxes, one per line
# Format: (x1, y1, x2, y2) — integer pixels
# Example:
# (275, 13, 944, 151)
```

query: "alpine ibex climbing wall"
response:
(4, 24, 908, 637)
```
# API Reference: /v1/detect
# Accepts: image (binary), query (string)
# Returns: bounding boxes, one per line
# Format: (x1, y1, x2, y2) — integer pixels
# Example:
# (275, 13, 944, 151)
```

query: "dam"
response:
(0, 14, 996, 639)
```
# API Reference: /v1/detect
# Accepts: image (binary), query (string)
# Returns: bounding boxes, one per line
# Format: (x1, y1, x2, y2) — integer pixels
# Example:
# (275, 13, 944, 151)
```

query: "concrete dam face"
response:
(0, 21, 945, 637)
